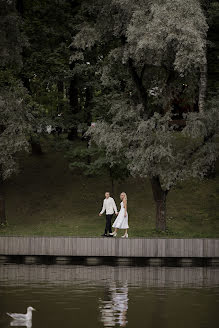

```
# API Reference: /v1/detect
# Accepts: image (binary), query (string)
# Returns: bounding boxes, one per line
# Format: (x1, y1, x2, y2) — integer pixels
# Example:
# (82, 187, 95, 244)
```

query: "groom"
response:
(99, 192, 118, 237)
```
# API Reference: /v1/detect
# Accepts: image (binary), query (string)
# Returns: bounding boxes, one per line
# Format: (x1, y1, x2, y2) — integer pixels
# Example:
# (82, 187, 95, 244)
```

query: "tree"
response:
(207, 1, 219, 98)
(73, 0, 218, 231)
(67, 143, 129, 195)
(19, 0, 79, 140)
(0, 84, 32, 225)
(0, 0, 32, 225)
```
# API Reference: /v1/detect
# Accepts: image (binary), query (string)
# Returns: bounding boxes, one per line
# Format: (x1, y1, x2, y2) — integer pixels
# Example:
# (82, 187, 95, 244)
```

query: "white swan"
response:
(7, 307, 36, 321)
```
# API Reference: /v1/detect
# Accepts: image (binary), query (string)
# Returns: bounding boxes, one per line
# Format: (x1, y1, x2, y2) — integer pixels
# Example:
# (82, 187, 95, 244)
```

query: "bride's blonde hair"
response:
(121, 192, 127, 201)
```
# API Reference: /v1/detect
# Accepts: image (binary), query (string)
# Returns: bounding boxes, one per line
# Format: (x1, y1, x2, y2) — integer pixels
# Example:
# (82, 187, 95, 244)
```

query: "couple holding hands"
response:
(99, 192, 129, 238)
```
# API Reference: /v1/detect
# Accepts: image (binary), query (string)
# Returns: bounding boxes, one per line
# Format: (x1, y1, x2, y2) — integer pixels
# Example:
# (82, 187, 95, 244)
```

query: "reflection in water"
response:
(99, 282, 128, 327)
(10, 320, 32, 328)
(0, 264, 219, 328)
(1, 264, 218, 287)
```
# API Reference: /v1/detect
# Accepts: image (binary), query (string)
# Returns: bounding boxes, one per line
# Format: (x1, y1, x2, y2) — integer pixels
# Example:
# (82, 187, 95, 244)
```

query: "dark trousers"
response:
(105, 214, 113, 234)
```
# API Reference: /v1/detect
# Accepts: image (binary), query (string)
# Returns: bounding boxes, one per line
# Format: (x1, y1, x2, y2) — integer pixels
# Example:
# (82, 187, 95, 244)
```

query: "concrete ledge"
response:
(0, 237, 218, 258)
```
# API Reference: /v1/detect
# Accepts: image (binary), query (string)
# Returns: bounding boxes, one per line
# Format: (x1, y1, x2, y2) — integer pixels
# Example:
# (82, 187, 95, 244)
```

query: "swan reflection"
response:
(99, 282, 128, 327)
(10, 320, 32, 328)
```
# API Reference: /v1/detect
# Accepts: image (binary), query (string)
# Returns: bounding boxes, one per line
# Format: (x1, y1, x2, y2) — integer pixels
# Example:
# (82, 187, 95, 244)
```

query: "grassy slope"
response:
(0, 139, 219, 238)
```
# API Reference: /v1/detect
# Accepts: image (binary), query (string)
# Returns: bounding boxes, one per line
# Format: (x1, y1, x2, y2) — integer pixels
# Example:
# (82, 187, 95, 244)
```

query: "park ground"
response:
(0, 137, 219, 238)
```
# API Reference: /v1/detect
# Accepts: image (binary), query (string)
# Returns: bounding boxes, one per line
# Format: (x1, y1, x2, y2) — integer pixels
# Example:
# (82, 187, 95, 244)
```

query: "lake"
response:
(0, 263, 218, 328)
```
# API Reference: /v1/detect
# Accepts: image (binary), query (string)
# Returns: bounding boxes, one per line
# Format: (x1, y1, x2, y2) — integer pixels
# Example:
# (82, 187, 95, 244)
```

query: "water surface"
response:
(0, 264, 218, 328)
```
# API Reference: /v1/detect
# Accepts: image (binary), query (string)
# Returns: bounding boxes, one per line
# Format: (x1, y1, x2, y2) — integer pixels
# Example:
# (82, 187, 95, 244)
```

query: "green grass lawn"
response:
(0, 138, 219, 238)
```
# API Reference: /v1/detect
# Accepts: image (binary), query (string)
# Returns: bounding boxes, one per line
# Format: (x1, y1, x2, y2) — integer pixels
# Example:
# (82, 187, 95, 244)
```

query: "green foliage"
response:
(16, 0, 78, 129)
(0, 0, 33, 180)
(0, 149, 218, 237)
(89, 100, 218, 190)
(73, 0, 218, 192)
(0, 0, 27, 70)
(67, 143, 129, 183)
(72, 0, 209, 111)
(0, 0, 218, 229)
(207, 1, 219, 97)
(0, 83, 33, 179)
(126, 0, 208, 72)
(22, 0, 74, 83)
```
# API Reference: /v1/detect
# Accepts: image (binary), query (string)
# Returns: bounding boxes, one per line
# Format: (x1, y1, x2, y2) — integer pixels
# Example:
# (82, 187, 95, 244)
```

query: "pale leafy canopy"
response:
(125, 0, 208, 72)
(72, 0, 219, 190)
(0, 86, 32, 179)
(74, 0, 207, 71)
(0, 1, 32, 180)
(90, 103, 218, 190)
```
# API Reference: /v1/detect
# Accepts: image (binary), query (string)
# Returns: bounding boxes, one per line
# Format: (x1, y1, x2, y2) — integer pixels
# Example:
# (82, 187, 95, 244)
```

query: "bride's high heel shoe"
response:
(121, 233, 128, 238)
(109, 231, 117, 237)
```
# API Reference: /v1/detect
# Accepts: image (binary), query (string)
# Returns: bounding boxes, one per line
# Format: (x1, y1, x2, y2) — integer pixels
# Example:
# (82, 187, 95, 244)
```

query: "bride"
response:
(110, 192, 129, 238)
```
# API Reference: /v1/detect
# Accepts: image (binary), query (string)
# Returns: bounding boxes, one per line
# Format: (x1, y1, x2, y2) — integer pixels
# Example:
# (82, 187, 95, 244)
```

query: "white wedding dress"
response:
(112, 201, 129, 229)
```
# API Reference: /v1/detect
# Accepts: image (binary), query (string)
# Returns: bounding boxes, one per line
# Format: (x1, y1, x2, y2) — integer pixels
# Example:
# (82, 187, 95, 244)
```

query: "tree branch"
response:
(198, 62, 207, 112)
(140, 64, 146, 81)
(128, 58, 148, 114)
(169, 130, 216, 188)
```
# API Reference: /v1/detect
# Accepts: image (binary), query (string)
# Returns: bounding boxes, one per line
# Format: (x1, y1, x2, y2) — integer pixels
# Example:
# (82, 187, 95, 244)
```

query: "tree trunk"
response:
(55, 81, 64, 135)
(16, 0, 24, 16)
(68, 79, 79, 140)
(84, 87, 92, 127)
(57, 80, 64, 113)
(150, 176, 168, 231)
(83, 87, 93, 145)
(0, 172, 6, 226)
(86, 139, 91, 165)
(198, 62, 207, 112)
(111, 177, 115, 196)
(68, 60, 80, 140)
(128, 58, 148, 115)
(109, 168, 115, 196)
(30, 136, 43, 155)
